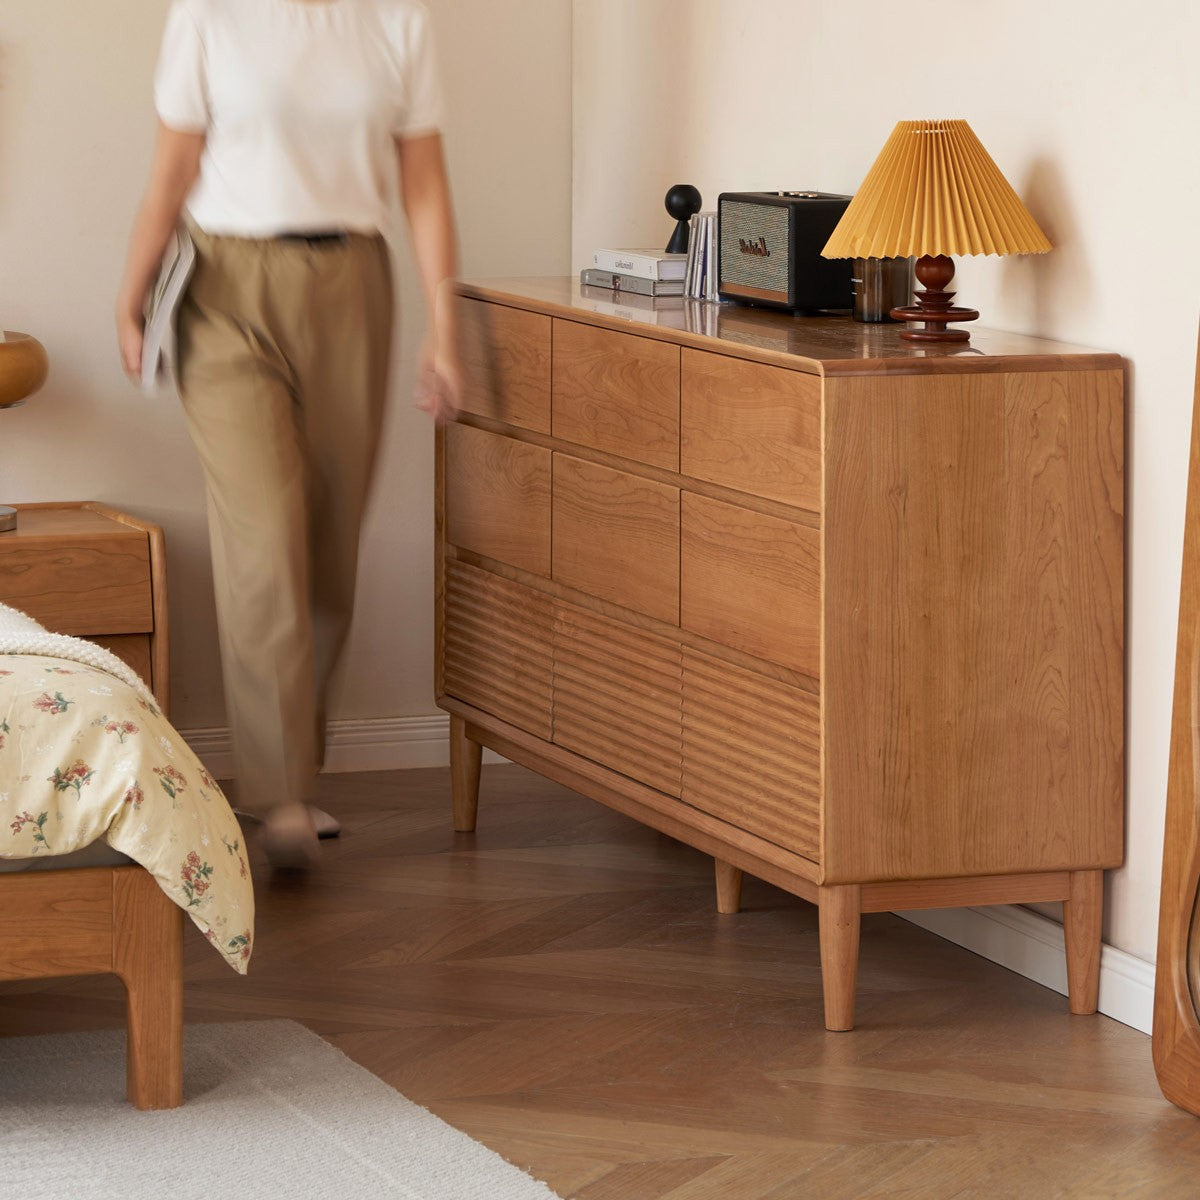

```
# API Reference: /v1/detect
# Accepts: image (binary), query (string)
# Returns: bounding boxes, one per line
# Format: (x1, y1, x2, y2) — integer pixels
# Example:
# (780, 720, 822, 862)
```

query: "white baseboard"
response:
(180, 713, 507, 778)
(182, 716, 1155, 1034)
(897, 904, 1155, 1035)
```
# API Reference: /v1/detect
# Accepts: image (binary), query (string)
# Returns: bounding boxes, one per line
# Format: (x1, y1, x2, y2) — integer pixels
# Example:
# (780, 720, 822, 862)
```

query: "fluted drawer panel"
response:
(682, 648, 820, 861)
(443, 560, 553, 739)
(553, 603, 682, 796)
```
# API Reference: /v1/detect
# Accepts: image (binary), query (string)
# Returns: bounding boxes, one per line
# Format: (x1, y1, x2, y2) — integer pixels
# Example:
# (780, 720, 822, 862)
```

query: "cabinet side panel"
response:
(823, 370, 1124, 883)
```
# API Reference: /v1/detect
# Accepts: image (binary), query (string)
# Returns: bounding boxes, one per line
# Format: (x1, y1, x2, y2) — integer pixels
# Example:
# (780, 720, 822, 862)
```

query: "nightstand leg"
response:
(450, 715, 482, 833)
(1064, 869, 1103, 1015)
(819, 884, 862, 1032)
(715, 860, 743, 914)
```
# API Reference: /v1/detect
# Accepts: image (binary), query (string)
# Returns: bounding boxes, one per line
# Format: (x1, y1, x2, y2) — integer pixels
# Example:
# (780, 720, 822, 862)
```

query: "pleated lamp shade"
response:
(823, 119, 1051, 342)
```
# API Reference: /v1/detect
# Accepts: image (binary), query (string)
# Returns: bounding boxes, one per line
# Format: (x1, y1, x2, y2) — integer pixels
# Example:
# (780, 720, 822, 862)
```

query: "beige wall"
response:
(0, 2, 572, 726)
(573, 0, 1200, 966)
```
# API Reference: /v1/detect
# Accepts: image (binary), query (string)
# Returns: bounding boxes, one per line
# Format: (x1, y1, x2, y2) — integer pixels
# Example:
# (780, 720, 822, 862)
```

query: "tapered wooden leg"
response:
(715, 860, 743, 914)
(450, 715, 482, 832)
(819, 884, 862, 1032)
(1063, 869, 1103, 1015)
(113, 868, 184, 1109)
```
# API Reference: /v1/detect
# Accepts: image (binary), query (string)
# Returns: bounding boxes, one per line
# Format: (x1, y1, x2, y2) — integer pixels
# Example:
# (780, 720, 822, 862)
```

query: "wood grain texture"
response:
(460, 277, 1126, 379)
(450, 714, 482, 833)
(680, 491, 820, 678)
(552, 319, 680, 470)
(442, 560, 553, 741)
(0, 868, 113, 981)
(448, 696, 821, 891)
(823, 369, 1125, 883)
(714, 860, 743, 915)
(458, 297, 552, 433)
(681, 348, 822, 511)
(1065, 869, 1103, 1016)
(113, 866, 183, 1110)
(681, 647, 820, 861)
(3, 765, 1191, 1198)
(819, 884, 861, 1031)
(445, 421, 552, 577)
(1154, 325, 1200, 1116)
(91, 634, 152, 685)
(0, 509, 152, 635)
(553, 602, 682, 797)
(860, 871, 1072, 913)
(552, 454, 680, 625)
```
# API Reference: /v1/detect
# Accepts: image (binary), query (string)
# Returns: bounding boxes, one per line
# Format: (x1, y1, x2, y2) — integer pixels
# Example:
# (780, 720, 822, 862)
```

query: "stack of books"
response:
(684, 212, 718, 301)
(581, 247, 687, 298)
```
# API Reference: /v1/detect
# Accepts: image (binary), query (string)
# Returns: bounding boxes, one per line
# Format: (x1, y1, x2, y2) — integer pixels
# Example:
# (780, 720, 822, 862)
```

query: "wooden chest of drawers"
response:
(438, 278, 1125, 1030)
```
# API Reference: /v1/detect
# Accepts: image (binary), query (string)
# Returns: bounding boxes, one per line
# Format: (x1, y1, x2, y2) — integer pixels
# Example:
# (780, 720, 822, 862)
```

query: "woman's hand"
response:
(116, 307, 146, 380)
(415, 333, 463, 424)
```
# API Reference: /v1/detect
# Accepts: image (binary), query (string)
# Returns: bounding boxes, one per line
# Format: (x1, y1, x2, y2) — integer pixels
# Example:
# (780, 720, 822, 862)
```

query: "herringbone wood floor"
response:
(1, 764, 1197, 1198)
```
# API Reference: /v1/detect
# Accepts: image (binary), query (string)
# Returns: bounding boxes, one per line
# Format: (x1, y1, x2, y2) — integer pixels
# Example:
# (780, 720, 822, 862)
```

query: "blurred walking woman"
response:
(116, 0, 460, 866)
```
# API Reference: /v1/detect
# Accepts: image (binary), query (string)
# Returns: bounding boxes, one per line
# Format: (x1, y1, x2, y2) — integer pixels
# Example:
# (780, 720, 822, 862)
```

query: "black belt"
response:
(277, 231, 349, 246)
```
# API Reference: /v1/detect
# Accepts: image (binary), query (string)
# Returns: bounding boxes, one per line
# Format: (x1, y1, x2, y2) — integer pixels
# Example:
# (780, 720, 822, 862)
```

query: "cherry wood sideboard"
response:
(437, 278, 1125, 1031)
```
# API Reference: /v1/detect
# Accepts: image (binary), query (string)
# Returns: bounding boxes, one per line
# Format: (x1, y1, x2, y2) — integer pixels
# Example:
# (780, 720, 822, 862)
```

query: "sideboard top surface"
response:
(458, 278, 1123, 379)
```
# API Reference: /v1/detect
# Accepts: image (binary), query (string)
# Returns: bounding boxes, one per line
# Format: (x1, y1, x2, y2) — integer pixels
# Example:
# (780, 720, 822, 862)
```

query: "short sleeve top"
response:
(155, 0, 444, 236)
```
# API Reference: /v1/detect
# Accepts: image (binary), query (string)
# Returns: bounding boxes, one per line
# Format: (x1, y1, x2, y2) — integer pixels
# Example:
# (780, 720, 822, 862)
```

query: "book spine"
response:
(593, 249, 671, 280)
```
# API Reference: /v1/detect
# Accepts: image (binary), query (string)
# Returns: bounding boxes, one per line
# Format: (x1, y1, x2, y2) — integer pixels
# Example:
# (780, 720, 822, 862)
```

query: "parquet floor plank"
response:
(0, 763, 1197, 1198)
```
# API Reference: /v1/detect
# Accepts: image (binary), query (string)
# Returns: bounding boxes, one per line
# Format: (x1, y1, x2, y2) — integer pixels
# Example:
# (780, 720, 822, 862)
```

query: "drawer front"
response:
(446, 422, 552, 577)
(681, 492, 820, 678)
(442, 560, 553, 739)
(681, 349, 821, 512)
(552, 454, 680, 624)
(682, 648, 820, 861)
(552, 319, 680, 470)
(0, 535, 152, 635)
(554, 602, 682, 796)
(459, 298, 552, 433)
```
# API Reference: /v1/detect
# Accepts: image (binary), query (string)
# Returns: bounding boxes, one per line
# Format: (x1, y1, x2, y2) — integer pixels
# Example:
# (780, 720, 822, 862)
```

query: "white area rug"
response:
(0, 1020, 562, 1199)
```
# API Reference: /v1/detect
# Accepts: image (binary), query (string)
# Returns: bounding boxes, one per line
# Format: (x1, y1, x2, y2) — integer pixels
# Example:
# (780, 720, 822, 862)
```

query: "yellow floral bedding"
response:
(0, 652, 254, 973)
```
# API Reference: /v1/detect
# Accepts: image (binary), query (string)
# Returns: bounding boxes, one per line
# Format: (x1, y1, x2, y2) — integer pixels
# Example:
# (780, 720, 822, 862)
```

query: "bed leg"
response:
(113, 869, 184, 1109)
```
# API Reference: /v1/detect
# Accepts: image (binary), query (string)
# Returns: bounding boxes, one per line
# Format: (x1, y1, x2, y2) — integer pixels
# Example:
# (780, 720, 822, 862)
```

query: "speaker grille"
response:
(720, 201, 790, 299)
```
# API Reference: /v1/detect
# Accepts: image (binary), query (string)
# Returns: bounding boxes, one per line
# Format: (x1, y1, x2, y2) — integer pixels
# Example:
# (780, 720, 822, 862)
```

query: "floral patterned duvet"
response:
(0, 634, 254, 973)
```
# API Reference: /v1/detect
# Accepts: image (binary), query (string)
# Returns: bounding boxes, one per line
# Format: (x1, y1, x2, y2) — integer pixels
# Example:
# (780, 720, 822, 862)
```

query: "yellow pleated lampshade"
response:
(822, 119, 1052, 260)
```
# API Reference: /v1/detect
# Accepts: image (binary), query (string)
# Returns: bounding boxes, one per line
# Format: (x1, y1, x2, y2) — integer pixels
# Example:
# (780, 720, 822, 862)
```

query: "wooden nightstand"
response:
(0, 502, 169, 713)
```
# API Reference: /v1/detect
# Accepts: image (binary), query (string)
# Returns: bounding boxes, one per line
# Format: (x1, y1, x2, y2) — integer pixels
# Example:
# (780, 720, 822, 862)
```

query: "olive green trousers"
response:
(177, 228, 393, 816)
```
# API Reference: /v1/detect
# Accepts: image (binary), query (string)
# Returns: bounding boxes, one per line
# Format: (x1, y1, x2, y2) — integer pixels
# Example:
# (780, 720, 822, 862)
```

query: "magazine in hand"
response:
(141, 227, 196, 394)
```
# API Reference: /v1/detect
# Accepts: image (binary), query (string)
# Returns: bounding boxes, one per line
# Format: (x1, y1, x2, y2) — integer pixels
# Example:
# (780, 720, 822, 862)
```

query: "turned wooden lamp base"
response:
(0, 332, 50, 534)
(891, 254, 979, 343)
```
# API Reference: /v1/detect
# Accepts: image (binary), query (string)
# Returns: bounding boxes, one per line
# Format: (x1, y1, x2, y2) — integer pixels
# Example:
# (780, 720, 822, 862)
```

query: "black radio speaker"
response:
(718, 191, 853, 312)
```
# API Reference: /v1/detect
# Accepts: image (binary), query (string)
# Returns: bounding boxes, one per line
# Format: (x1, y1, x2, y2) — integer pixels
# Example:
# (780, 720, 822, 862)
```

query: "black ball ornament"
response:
(665, 184, 702, 255)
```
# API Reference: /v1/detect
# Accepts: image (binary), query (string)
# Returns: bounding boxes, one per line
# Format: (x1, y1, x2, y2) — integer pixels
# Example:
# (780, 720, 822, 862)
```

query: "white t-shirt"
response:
(155, 0, 444, 237)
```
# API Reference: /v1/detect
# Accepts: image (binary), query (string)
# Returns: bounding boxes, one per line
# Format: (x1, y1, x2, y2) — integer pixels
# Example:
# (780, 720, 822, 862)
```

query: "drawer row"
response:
(459, 298, 822, 513)
(445, 422, 821, 679)
(442, 560, 821, 862)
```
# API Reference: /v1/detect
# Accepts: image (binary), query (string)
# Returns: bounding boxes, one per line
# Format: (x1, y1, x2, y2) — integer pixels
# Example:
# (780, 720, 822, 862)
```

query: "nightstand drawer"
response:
(552, 319, 680, 470)
(0, 519, 152, 635)
(681, 492, 820, 678)
(681, 350, 821, 512)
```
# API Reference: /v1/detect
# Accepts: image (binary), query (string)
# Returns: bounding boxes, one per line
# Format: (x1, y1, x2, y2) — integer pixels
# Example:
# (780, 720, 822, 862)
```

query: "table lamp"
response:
(0, 332, 49, 532)
(822, 119, 1052, 342)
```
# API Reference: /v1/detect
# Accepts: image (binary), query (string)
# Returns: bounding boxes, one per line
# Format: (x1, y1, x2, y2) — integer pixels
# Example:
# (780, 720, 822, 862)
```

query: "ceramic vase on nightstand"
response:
(0, 332, 50, 532)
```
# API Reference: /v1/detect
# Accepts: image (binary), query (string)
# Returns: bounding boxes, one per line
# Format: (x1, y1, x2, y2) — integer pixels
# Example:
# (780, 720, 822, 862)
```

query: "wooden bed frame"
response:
(0, 866, 183, 1108)
(0, 503, 184, 1110)
(1155, 330, 1200, 1115)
